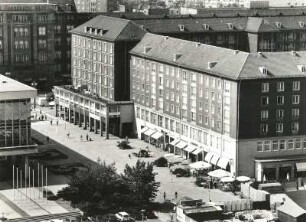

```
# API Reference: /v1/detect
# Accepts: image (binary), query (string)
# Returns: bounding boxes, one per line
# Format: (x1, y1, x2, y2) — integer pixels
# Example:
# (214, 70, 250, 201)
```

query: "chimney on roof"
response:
(234, 50, 239, 55)
(143, 46, 151, 54)
(208, 61, 217, 69)
(173, 53, 182, 62)
(196, 43, 201, 48)
(164, 36, 169, 41)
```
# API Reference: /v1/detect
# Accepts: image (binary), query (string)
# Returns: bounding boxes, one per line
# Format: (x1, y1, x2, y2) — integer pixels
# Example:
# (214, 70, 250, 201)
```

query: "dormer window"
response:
(275, 22, 282, 28)
(143, 46, 151, 54)
(299, 21, 305, 28)
(227, 23, 233, 30)
(178, 24, 185, 31)
(173, 53, 182, 61)
(297, 65, 306, 72)
(203, 24, 210, 30)
(259, 67, 268, 75)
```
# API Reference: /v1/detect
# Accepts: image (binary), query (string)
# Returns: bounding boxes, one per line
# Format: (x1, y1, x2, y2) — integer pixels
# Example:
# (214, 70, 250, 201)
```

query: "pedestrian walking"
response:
(50, 120, 53, 125)
(86, 134, 89, 141)
(66, 131, 70, 138)
(128, 154, 131, 159)
(41, 115, 44, 121)
(125, 136, 129, 142)
(80, 135, 83, 141)
(46, 136, 49, 143)
(175, 191, 178, 199)
(56, 119, 59, 125)
(163, 192, 166, 201)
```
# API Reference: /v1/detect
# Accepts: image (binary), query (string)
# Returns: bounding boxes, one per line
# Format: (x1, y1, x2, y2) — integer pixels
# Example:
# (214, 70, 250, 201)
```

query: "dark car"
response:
(117, 141, 132, 149)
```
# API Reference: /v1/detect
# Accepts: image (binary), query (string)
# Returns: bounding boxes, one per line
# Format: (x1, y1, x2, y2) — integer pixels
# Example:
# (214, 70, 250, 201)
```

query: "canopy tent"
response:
(208, 169, 232, 178)
(151, 131, 163, 140)
(220, 176, 235, 183)
(144, 129, 155, 136)
(164, 153, 174, 158)
(189, 161, 212, 170)
(48, 101, 55, 106)
(236, 176, 251, 183)
(204, 152, 214, 163)
(170, 139, 180, 146)
(217, 157, 230, 169)
(140, 127, 149, 133)
(176, 141, 188, 149)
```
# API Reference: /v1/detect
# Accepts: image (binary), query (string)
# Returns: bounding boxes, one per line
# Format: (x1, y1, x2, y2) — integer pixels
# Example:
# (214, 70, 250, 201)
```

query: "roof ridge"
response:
(237, 53, 250, 80)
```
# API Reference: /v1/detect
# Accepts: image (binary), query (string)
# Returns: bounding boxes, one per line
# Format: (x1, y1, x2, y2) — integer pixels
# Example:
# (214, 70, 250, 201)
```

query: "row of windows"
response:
(72, 35, 113, 54)
(261, 95, 300, 105)
(14, 40, 29, 49)
(260, 109, 300, 120)
(136, 107, 231, 150)
(13, 27, 29, 37)
(15, 54, 29, 63)
(73, 49, 114, 65)
(260, 122, 299, 135)
(257, 138, 306, 152)
(261, 81, 300, 92)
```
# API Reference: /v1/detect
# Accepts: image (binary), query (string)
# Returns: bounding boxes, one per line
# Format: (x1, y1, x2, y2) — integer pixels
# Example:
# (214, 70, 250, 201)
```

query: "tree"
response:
(122, 160, 160, 206)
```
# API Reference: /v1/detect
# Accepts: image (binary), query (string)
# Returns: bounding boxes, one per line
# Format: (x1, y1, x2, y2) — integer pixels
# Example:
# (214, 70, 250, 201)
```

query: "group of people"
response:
(80, 133, 92, 142)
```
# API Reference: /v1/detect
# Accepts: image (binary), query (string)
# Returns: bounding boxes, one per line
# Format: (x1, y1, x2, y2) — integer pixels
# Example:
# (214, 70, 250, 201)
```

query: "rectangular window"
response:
(292, 122, 299, 132)
(260, 124, 268, 134)
(303, 138, 306, 149)
(292, 109, 300, 118)
(262, 82, 269, 92)
(277, 82, 285, 92)
(257, 142, 263, 152)
(261, 96, 269, 105)
(272, 140, 278, 151)
(292, 95, 300, 104)
(276, 109, 284, 119)
(277, 96, 284, 105)
(276, 123, 283, 133)
(38, 26, 46, 36)
(264, 141, 271, 151)
(261, 110, 268, 120)
(293, 81, 300, 91)
(279, 140, 286, 150)
(288, 139, 294, 150)
(295, 138, 301, 149)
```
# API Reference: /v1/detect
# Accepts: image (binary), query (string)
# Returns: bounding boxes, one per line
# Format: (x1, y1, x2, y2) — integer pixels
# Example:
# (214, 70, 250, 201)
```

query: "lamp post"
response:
(31, 81, 37, 109)
(141, 209, 145, 222)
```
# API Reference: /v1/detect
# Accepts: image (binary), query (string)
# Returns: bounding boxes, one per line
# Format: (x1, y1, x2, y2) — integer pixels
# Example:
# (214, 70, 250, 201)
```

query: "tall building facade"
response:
(0, 74, 37, 181)
(0, 0, 95, 91)
(130, 33, 306, 181)
(54, 15, 146, 138)
(74, 0, 118, 12)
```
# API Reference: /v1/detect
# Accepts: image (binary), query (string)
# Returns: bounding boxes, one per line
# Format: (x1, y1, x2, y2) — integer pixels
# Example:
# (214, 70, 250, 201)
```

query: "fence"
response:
(222, 199, 253, 212)
(241, 183, 269, 202)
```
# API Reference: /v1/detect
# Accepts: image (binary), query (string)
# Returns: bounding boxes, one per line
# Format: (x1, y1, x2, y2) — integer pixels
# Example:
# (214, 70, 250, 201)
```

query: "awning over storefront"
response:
(140, 127, 148, 133)
(296, 162, 306, 172)
(204, 152, 214, 163)
(211, 155, 220, 165)
(217, 157, 230, 169)
(144, 129, 155, 136)
(151, 131, 163, 140)
(184, 144, 197, 153)
(176, 141, 188, 149)
(192, 148, 202, 155)
(170, 139, 180, 146)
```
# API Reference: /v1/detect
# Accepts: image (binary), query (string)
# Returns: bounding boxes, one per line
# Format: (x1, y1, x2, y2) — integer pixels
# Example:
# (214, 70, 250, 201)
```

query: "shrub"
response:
(154, 157, 168, 167)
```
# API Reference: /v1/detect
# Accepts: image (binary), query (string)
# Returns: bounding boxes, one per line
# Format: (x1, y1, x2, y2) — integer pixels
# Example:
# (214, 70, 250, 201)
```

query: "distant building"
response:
(0, 74, 37, 181)
(54, 15, 146, 138)
(74, 0, 118, 12)
(130, 33, 306, 179)
(0, 0, 95, 91)
(244, 0, 306, 8)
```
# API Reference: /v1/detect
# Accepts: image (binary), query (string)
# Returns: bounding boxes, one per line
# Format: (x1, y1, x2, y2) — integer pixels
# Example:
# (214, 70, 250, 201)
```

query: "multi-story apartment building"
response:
(0, 0, 95, 91)
(74, 0, 118, 12)
(0, 74, 37, 181)
(54, 15, 146, 138)
(130, 33, 306, 182)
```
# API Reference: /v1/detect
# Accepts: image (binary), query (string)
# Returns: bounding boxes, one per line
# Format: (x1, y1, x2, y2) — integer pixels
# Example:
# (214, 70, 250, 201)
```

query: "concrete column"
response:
(100, 117, 104, 137)
(291, 165, 295, 179)
(275, 166, 279, 181)
(105, 106, 109, 139)
(73, 109, 76, 125)
(89, 117, 92, 131)
(78, 110, 82, 127)
(55, 104, 59, 117)
(94, 119, 97, 134)
(83, 109, 86, 129)
(68, 107, 71, 123)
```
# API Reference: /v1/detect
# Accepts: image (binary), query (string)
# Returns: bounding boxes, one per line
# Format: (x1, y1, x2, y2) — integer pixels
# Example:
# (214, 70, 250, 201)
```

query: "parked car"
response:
(117, 141, 132, 149)
(115, 212, 131, 222)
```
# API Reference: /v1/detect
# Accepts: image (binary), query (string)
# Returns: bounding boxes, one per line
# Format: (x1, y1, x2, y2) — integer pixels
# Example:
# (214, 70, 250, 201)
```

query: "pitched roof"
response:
(132, 17, 247, 33)
(130, 33, 306, 80)
(130, 33, 249, 80)
(70, 15, 147, 42)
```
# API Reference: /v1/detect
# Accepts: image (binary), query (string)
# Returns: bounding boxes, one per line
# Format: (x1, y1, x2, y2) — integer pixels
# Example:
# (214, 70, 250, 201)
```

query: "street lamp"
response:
(141, 209, 145, 222)
(31, 81, 38, 109)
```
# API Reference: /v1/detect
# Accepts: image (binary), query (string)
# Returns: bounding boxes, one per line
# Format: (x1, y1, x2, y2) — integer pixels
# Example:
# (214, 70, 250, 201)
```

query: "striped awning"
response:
(144, 129, 155, 136)
(140, 127, 148, 133)
(176, 141, 188, 149)
(184, 144, 197, 153)
(211, 155, 220, 165)
(170, 139, 180, 146)
(192, 148, 202, 155)
(204, 152, 214, 163)
(296, 162, 306, 172)
(217, 157, 230, 169)
(151, 131, 163, 140)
